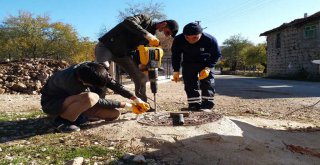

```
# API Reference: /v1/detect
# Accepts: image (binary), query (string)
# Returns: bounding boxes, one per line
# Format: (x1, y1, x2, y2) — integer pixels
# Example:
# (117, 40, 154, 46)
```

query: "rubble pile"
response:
(0, 58, 69, 94)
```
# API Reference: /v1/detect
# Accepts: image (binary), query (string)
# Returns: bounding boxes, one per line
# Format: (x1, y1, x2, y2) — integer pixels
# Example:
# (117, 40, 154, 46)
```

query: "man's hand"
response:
(133, 98, 150, 112)
(172, 72, 180, 82)
(145, 33, 160, 47)
(198, 67, 211, 80)
(123, 102, 148, 114)
(132, 104, 149, 114)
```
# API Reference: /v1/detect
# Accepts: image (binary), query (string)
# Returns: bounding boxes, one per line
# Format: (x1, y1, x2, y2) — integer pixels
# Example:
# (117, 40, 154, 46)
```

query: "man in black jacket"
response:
(95, 14, 178, 103)
(40, 62, 150, 133)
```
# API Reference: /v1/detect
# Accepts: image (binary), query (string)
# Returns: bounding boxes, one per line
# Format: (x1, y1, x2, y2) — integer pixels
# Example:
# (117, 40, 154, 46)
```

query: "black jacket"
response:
(40, 62, 135, 109)
(98, 14, 156, 57)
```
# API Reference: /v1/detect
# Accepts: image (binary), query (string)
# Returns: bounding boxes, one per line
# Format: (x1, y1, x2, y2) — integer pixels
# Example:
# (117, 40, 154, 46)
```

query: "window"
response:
(304, 25, 317, 39)
(276, 33, 281, 48)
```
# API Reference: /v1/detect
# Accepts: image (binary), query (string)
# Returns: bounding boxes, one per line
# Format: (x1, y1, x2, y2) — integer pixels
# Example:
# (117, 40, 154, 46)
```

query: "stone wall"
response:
(0, 59, 69, 94)
(266, 20, 320, 80)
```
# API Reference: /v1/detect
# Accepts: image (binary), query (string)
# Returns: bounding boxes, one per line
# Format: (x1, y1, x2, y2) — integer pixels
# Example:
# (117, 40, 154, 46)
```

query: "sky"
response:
(0, 0, 319, 45)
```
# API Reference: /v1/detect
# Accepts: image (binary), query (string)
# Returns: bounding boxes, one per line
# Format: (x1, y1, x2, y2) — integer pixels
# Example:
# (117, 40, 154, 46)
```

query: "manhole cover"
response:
(137, 112, 222, 126)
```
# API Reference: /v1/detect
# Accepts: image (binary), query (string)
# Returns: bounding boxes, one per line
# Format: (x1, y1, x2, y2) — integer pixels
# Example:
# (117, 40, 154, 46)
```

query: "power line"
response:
(202, 0, 275, 25)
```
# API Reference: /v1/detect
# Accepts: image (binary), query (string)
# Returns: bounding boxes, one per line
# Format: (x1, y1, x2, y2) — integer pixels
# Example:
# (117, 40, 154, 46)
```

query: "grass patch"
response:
(0, 144, 122, 164)
(0, 133, 124, 164)
(0, 110, 45, 122)
(0, 110, 51, 138)
(0, 110, 125, 164)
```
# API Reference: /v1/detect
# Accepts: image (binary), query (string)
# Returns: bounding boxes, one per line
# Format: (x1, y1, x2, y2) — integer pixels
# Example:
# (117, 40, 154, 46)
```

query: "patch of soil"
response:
(137, 112, 222, 126)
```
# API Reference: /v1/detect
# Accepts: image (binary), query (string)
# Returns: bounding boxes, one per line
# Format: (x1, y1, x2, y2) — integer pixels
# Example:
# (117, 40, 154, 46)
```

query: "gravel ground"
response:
(1, 76, 320, 125)
(1, 76, 320, 164)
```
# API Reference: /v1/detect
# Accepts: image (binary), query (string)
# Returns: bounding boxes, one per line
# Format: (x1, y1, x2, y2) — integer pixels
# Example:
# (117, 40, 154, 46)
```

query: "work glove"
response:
(124, 103, 148, 115)
(172, 72, 180, 82)
(145, 33, 160, 47)
(133, 98, 150, 112)
(198, 67, 211, 80)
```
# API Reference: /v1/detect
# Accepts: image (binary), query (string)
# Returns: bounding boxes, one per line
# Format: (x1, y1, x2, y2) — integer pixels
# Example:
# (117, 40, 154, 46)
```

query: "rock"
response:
(5, 155, 14, 161)
(0, 58, 69, 94)
(6, 75, 15, 82)
(146, 159, 158, 165)
(65, 157, 84, 165)
(11, 82, 27, 92)
(107, 147, 115, 150)
(36, 72, 49, 82)
(122, 153, 134, 160)
(132, 155, 146, 163)
(0, 88, 5, 94)
(34, 80, 42, 90)
(84, 159, 90, 164)
(23, 76, 31, 80)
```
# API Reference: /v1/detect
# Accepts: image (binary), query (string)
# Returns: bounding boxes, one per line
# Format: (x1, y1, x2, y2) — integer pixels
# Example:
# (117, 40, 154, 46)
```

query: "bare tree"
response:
(117, 1, 167, 22)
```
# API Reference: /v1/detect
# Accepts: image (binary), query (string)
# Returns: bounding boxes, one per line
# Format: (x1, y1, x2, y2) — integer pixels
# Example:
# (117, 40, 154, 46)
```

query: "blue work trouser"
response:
(182, 63, 215, 109)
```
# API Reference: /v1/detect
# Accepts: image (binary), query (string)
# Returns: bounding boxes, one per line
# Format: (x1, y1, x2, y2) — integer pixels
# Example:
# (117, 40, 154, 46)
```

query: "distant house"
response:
(260, 12, 320, 80)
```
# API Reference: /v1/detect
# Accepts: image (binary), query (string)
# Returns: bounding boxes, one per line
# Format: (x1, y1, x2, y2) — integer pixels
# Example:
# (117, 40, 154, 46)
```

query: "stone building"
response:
(260, 11, 320, 80)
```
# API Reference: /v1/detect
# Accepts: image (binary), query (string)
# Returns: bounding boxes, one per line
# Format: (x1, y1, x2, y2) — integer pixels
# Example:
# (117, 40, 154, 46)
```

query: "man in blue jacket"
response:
(171, 23, 221, 112)
(40, 62, 149, 133)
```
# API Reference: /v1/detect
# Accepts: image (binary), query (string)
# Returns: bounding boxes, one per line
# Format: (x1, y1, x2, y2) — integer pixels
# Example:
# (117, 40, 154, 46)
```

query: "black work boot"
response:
(200, 102, 215, 112)
(187, 103, 201, 111)
(73, 115, 89, 126)
(53, 117, 80, 133)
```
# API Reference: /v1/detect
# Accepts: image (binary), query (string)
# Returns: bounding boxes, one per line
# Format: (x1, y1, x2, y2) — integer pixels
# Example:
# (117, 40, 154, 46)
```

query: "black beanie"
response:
(166, 20, 179, 37)
(183, 22, 203, 35)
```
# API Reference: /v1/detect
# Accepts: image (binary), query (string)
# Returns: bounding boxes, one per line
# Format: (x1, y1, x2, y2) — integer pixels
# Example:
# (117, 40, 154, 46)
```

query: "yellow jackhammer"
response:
(137, 45, 164, 112)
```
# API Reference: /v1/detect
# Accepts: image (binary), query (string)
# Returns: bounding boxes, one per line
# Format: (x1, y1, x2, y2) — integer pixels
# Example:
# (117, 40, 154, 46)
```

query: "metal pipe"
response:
(178, 114, 184, 125)
(154, 93, 157, 113)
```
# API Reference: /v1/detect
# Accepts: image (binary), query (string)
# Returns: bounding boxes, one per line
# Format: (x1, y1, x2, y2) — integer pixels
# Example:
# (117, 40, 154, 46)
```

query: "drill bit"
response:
(154, 93, 157, 113)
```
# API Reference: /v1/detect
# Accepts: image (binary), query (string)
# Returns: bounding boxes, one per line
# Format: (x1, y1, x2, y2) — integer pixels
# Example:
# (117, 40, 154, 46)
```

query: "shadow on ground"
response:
(215, 76, 320, 99)
(141, 119, 320, 165)
(0, 117, 53, 143)
(0, 117, 129, 143)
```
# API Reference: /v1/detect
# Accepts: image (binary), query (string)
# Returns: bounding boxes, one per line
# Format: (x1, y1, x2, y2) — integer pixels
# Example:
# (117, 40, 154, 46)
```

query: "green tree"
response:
(71, 37, 96, 63)
(0, 11, 85, 62)
(241, 43, 267, 72)
(0, 11, 50, 59)
(222, 34, 253, 71)
(45, 22, 79, 60)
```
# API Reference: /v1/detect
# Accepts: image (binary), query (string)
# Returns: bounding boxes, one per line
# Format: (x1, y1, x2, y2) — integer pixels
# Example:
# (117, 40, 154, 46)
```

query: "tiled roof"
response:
(260, 11, 320, 36)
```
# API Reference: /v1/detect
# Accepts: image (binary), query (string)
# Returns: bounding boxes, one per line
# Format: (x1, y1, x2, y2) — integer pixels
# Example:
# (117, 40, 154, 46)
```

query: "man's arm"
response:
(207, 36, 222, 68)
(171, 37, 183, 72)
(121, 14, 151, 38)
(96, 98, 122, 109)
(106, 79, 135, 99)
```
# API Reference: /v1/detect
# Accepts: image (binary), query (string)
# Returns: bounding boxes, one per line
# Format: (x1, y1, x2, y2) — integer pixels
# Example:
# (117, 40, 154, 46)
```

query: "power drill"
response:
(138, 45, 164, 112)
